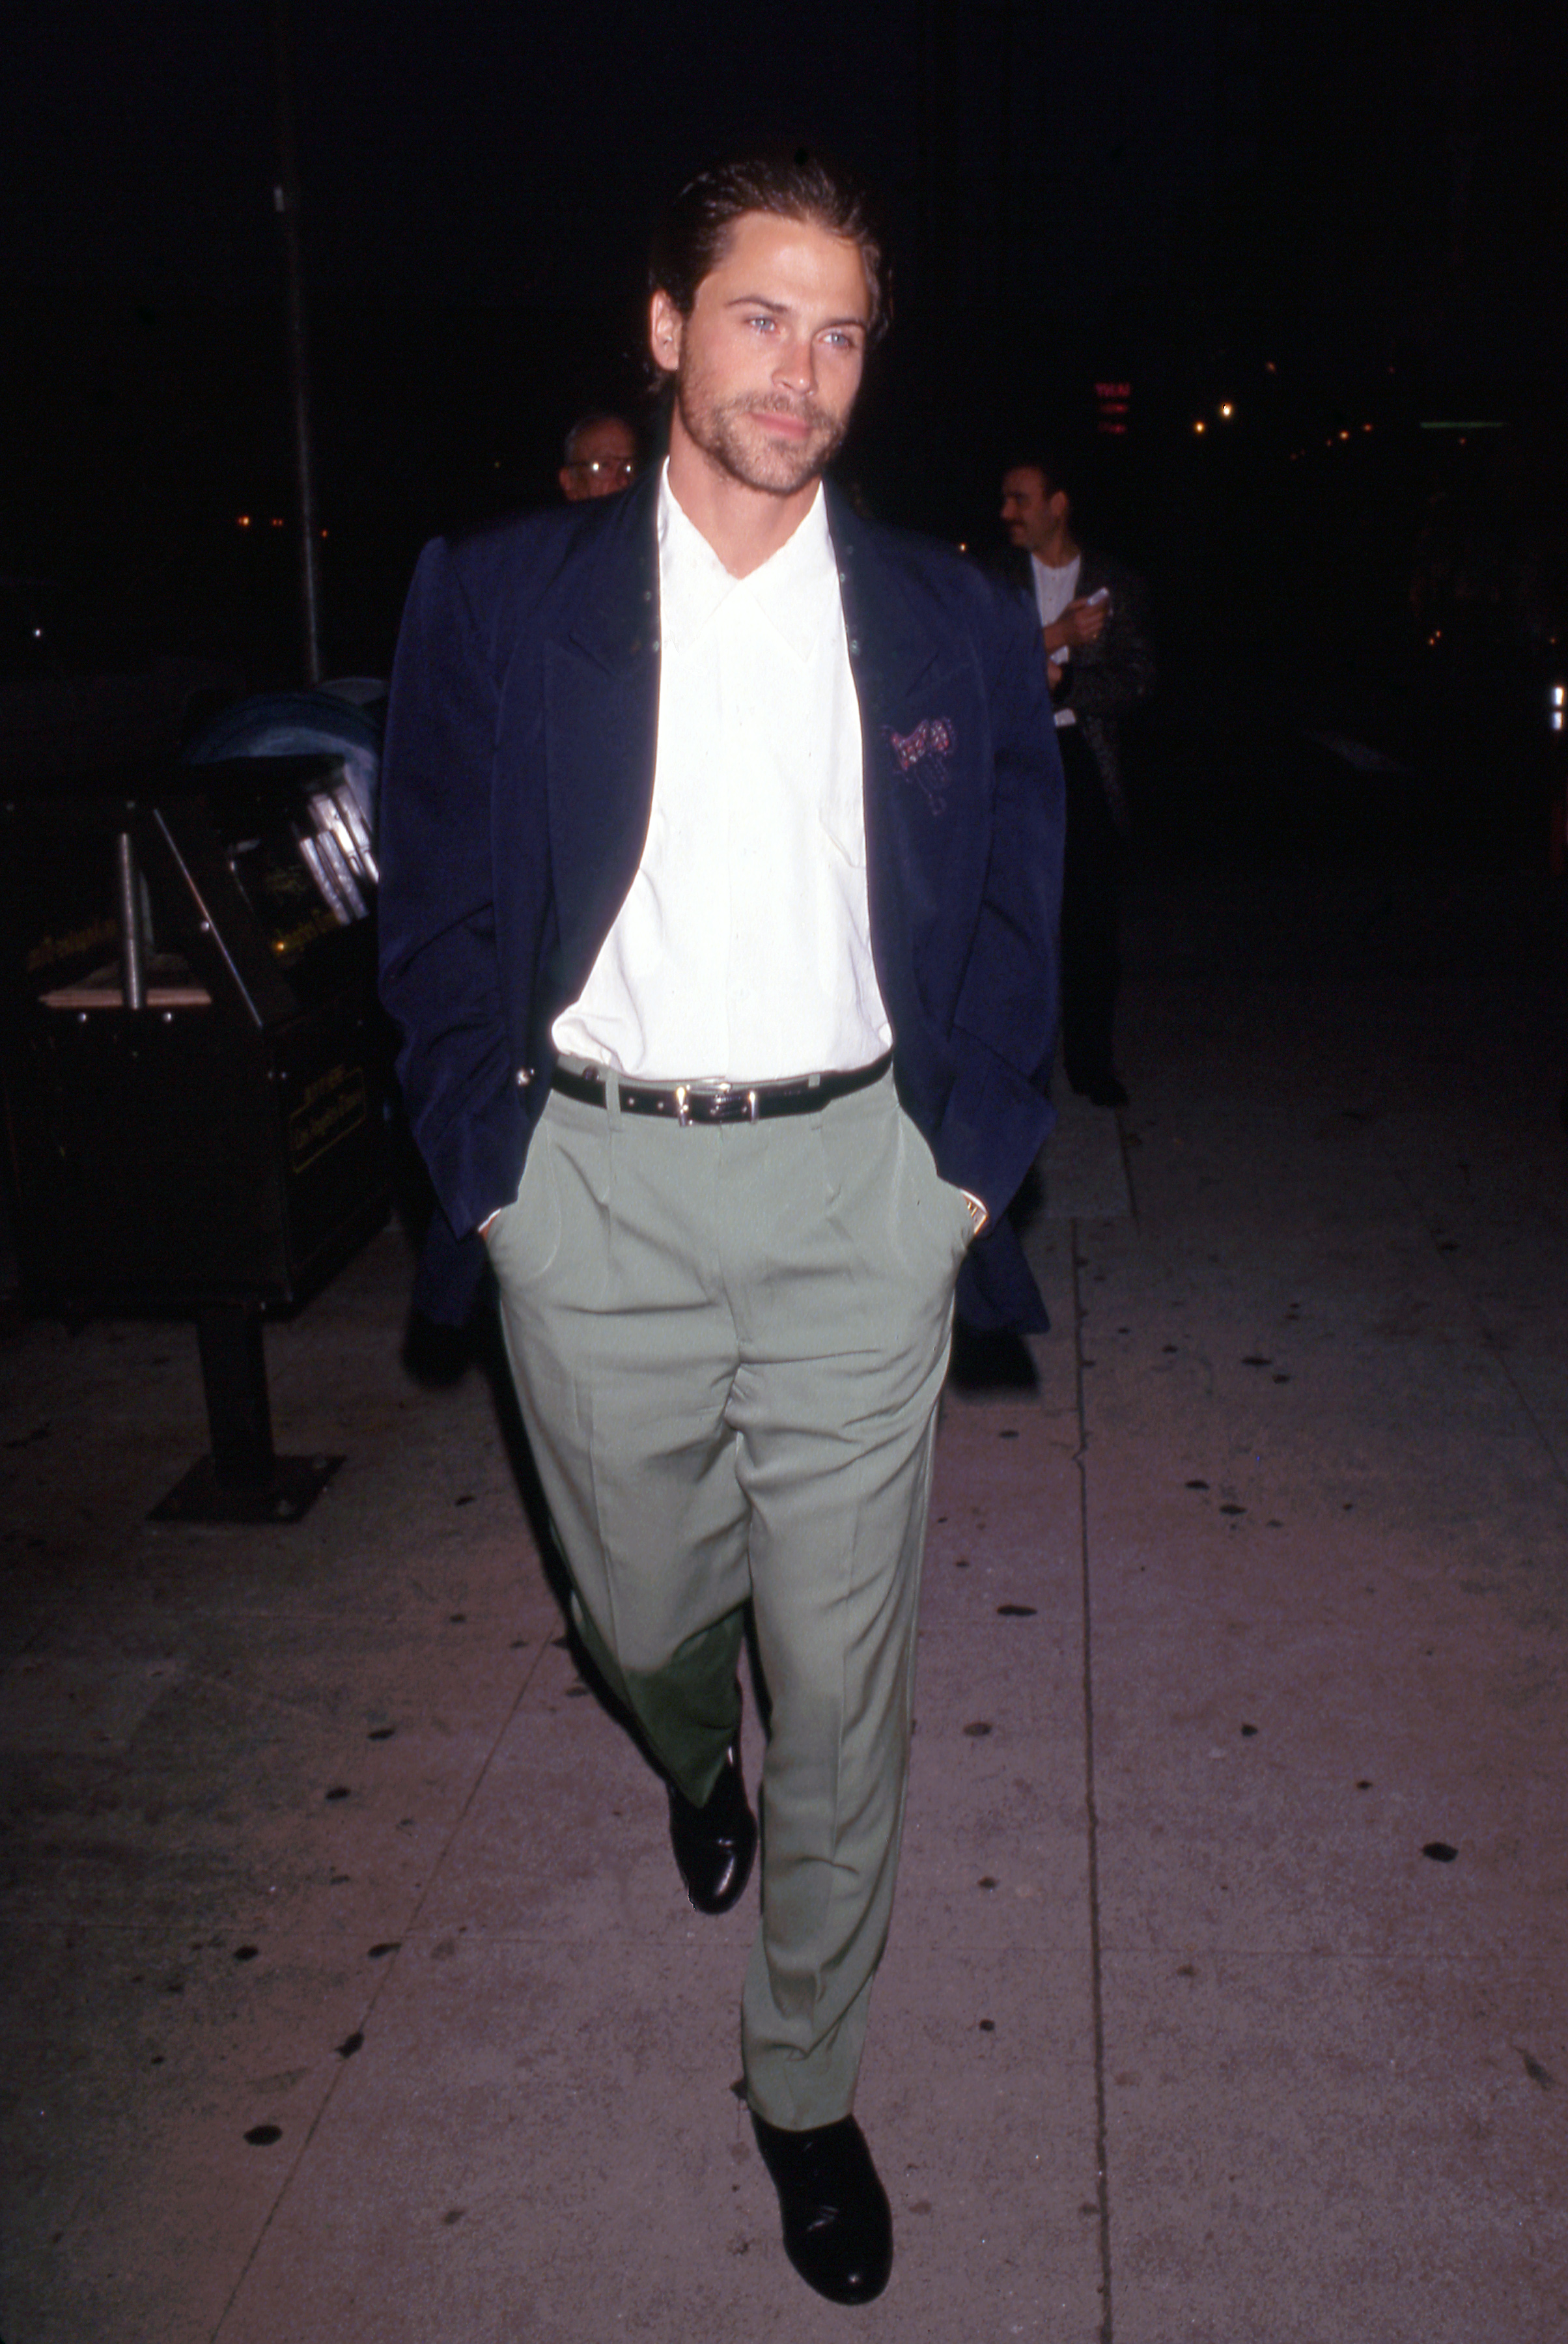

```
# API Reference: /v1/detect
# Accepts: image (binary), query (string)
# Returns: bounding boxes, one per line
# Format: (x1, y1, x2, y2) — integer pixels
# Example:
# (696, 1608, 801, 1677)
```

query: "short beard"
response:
(675, 381, 850, 497)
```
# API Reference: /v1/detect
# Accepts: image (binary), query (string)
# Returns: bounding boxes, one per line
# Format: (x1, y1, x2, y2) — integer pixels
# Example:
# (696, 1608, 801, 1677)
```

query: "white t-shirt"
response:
(1030, 551, 1081, 729)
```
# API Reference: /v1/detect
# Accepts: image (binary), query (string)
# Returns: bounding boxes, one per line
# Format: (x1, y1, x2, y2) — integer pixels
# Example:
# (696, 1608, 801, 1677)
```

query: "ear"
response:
(649, 288, 683, 378)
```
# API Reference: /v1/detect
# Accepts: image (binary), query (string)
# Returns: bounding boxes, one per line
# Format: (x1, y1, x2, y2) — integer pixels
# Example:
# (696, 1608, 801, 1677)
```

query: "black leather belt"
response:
(551, 1052, 891, 1126)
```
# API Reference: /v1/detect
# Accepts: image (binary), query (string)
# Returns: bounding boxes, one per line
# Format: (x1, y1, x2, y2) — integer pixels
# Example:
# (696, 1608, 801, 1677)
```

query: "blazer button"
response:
(516, 1066, 535, 1087)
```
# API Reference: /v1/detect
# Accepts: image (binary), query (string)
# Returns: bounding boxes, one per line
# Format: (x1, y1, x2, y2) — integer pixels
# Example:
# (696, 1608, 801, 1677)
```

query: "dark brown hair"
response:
(1004, 450, 1079, 509)
(649, 150, 889, 344)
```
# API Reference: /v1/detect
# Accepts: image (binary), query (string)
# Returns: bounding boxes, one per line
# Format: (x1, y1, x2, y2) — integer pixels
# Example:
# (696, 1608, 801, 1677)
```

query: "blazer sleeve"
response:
(935, 583, 1065, 1215)
(377, 536, 527, 1238)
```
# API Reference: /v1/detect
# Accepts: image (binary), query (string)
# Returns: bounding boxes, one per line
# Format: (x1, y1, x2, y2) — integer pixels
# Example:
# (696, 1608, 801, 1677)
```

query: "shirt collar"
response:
(658, 462, 838, 663)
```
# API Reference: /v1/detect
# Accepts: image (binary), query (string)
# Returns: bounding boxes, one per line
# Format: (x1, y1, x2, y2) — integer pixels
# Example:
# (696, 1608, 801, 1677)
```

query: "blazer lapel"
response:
(826, 486, 982, 998)
(827, 486, 951, 725)
(544, 475, 662, 999)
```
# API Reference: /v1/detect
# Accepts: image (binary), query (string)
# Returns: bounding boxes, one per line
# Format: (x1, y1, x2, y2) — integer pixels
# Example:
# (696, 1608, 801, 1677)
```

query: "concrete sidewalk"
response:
(3, 927, 1567, 2340)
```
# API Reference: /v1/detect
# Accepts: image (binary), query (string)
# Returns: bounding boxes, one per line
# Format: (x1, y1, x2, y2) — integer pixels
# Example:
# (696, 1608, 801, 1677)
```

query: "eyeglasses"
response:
(570, 458, 636, 482)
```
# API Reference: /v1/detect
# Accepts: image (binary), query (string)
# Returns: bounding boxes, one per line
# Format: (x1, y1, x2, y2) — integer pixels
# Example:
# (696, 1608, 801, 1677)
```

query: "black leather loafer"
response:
(751, 2111, 893, 2305)
(667, 1738, 757, 1915)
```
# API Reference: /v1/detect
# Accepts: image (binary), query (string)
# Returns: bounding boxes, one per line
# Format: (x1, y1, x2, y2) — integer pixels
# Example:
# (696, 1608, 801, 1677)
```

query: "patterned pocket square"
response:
(886, 717, 955, 811)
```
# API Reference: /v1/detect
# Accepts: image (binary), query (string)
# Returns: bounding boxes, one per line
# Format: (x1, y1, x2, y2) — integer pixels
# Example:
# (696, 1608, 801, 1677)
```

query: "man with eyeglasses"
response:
(559, 410, 639, 501)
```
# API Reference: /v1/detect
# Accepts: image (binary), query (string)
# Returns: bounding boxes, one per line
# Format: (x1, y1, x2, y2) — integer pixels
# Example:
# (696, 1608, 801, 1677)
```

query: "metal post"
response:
(196, 1304, 277, 1488)
(272, 0, 323, 685)
(149, 1304, 346, 1524)
(115, 831, 146, 1011)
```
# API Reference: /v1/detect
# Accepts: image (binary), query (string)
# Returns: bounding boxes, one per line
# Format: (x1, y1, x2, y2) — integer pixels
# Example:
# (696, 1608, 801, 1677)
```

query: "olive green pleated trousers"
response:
(486, 1065, 970, 2130)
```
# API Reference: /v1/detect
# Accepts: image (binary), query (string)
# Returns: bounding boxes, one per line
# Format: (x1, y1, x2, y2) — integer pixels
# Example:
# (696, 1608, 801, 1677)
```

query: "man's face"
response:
(650, 210, 871, 497)
(1001, 467, 1066, 557)
(560, 417, 639, 501)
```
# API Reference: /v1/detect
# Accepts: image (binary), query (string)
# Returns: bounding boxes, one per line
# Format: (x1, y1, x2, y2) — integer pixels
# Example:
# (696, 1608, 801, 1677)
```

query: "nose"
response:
(772, 333, 816, 397)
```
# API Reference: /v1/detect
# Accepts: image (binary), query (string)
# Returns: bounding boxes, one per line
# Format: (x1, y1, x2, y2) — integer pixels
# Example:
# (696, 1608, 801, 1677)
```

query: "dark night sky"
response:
(8, 3, 1559, 341)
(5, 2, 1209, 308)
(3, 2, 1563, 677)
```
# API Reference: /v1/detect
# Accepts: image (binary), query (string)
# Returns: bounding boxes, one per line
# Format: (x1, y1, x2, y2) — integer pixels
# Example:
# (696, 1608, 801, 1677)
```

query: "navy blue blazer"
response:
(378, 471, 1065, 1331)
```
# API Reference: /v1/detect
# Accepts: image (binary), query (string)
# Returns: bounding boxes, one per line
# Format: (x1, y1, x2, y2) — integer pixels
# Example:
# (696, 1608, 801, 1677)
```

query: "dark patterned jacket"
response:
(1003, 546, 1155, 832)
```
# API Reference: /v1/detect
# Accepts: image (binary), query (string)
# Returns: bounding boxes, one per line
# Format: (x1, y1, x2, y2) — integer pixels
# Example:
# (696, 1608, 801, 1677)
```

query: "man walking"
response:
(1001, 453, 1154, 1106)
(380, 154, 1063, 2306)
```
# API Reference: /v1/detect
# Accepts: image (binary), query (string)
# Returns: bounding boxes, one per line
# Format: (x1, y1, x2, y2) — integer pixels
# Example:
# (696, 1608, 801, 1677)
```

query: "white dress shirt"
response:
(552, 466, 891, 1081)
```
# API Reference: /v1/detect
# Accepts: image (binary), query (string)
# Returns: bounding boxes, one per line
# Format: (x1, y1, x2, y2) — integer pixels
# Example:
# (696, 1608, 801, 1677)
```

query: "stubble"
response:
(675, 377, 851, 498)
